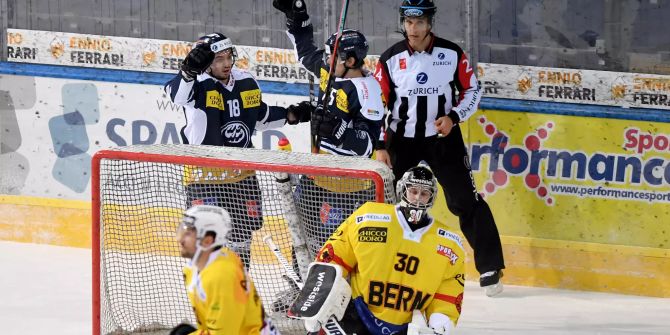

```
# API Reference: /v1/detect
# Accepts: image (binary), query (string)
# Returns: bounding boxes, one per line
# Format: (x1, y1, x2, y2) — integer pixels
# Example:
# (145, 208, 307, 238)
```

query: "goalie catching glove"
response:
(311, 106, 349, 145)
(287, 262, 352, 332)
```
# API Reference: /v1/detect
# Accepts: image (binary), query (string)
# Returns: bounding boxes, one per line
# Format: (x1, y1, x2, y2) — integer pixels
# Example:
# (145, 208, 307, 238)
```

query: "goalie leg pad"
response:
(287, 262, 351, 331)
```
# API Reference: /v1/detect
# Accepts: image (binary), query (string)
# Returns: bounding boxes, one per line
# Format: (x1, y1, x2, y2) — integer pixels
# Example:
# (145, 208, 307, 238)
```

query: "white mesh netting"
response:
(93, 144, 395, 335)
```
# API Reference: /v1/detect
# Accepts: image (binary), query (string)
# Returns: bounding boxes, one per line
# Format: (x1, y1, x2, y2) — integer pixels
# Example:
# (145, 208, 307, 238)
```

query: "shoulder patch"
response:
(355, 213, 391, 224)
(240, 89, 261, 108)
(206, 90, 224, 110)
(436, 244, 460, 265)
(437, 228, 464, 248)
(335, 89, 348, 112)
(319, 68, 329, 91)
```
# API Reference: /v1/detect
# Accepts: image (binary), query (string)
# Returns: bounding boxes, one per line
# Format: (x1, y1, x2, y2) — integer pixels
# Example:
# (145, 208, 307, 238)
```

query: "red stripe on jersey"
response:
(316, 244, 354, 273)
(435, 292, 463, 314)
(374, 61, 391, 108)
(456, 52, 475, 101)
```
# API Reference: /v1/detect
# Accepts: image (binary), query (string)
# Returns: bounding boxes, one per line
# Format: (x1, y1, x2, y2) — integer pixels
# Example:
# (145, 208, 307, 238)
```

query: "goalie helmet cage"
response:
(91, 144, 395, 335)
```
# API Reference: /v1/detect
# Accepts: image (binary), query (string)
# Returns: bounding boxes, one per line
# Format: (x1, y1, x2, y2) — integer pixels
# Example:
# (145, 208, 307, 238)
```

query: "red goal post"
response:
(91, 144, 395, 335)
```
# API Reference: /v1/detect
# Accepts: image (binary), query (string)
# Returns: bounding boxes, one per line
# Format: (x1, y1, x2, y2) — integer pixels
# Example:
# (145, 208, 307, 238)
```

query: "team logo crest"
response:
(221, 121, 250, 147)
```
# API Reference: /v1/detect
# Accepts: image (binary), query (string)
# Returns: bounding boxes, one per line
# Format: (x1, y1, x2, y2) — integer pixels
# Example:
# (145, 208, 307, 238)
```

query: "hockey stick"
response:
(263, 235, 348, 335)
(313, 0, 350, 153)
(274, 170, 311, 280)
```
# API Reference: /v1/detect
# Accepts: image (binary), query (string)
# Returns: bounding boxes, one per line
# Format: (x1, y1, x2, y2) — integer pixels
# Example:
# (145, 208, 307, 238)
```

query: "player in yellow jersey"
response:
(170, 205, 280, 335)
(289, 166, 465, 334)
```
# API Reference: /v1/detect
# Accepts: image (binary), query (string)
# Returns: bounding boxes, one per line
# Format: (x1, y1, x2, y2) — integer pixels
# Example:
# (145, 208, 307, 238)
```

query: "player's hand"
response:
(434, 116, 455, 137)
(287, 100, 313, 125)
(311, 106, 347, 145)
(375, 149, 392, 169)
(274, 0, 309, 30)
(180, 43, 214, 81)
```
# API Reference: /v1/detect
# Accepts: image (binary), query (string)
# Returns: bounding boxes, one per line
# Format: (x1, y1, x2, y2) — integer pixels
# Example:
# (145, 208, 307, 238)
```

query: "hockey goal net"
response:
(92, 144, 395, 335)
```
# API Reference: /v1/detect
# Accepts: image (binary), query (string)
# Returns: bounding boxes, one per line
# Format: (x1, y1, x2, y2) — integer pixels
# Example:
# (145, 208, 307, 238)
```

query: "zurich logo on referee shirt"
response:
(416, 72, 428, 84)
(437, 52, 445, 60)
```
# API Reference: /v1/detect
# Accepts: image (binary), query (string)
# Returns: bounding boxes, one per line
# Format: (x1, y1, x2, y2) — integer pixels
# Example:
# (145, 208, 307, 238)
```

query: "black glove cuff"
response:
(447, 110, 461, 125)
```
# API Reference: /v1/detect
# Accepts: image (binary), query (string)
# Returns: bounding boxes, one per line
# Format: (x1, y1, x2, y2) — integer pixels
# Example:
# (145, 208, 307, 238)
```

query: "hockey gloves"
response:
(311, 106, 348, 145)
(180, 43, 215, 82)
(273, 0, 310, 31)
(287, 101, 313, 125)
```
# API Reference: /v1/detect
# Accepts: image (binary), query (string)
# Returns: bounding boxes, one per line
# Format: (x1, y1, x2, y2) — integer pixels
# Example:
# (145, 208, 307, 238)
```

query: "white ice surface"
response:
(1, 241, 669, 335)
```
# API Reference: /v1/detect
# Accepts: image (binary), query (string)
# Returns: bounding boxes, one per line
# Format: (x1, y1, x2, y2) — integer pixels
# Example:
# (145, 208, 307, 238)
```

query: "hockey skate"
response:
(480, 270, 504, 297)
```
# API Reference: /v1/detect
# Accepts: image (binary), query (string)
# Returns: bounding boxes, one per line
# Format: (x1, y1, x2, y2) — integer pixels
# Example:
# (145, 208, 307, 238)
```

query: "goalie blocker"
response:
(287, 262, 351, 332)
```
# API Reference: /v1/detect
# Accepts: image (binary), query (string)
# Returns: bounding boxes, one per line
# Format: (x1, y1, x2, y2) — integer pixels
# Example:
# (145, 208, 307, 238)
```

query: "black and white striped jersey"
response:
(164, 68, 288, 147)
(374, 34, 481, 140)
(287, 25, 384, 157)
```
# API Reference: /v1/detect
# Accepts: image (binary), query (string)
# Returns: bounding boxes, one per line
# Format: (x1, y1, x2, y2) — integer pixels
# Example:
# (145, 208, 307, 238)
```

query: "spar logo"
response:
(470, 117, 670, 205)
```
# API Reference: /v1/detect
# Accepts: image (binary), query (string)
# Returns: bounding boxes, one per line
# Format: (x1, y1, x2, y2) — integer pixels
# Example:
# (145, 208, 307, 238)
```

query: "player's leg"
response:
(385, 131, 423, 183)
(425, 126, 505, 294)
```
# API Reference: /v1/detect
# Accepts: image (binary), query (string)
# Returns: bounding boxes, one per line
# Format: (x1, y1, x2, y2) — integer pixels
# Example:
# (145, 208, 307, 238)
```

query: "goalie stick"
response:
(313, 0, 350, 152)
(263, 235, 348, 335)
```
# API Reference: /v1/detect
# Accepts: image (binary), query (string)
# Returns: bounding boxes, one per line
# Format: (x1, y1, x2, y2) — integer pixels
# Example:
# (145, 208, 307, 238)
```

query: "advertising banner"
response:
(446, 110, 670, 249)
(8, 29, 670, 110)
(0, 74, 310, 201)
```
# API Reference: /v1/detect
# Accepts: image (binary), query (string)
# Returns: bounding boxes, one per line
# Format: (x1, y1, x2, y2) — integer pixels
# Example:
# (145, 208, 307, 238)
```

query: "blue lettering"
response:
(502, 148, 528, 174)
(615, 156, 642, 184)
(262, 129, 287, 150)
(106, 118, 127, 146)
(132, 120, 157, 145)
(160, 122, 181, 144)
(547, 152, 587, 179)
(588, 154, 615, 181)
(642, 158, 664, 186)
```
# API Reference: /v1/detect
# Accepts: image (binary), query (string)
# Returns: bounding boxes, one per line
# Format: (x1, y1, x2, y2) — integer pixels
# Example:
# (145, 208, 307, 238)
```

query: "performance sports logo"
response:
(470, 117, 670, 205)
(472, 116, 556, 205)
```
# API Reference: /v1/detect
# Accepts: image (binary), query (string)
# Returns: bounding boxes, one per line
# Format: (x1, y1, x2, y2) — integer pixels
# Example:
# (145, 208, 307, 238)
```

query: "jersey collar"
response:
(395, 204, 434, 242)
(405, 33, 436, 55)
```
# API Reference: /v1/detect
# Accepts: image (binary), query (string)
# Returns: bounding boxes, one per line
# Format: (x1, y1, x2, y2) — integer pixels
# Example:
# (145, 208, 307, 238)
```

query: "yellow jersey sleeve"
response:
(315, 208, 360, 276)
(424, 248, 465, 325)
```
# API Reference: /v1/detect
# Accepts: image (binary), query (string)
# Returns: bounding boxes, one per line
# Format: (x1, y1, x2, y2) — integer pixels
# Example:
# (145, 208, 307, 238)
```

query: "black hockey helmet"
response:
(197, 32, 238, 62)
(324, 29, 369, 69)
(396, 166, 438, 223)
(399, 0, 437, 19)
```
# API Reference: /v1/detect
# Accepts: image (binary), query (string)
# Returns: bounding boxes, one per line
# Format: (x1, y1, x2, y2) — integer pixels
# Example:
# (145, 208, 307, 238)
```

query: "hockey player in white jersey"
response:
(272, 0, 386, 313)
(164, 33, 310, 269)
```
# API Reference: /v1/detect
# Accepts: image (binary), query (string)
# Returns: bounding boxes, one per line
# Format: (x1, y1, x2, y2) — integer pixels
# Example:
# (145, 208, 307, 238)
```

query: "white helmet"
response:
(181, 205, 232, 249)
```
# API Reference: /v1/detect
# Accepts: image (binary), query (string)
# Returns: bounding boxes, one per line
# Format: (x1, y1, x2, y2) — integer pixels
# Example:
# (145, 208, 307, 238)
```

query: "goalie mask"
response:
(396, 166, 438, 223)
(177, 205, 232, 254)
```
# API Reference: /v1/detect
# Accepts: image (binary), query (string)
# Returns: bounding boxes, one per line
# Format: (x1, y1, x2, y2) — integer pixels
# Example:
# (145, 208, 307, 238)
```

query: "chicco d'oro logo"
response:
(473, 116, 556, 205)
(221, 121, 250, 147)
(416, 72, 428, 84)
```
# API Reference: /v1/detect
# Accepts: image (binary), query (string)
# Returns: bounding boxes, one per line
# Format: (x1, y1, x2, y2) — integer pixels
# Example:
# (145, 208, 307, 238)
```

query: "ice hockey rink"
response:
(2, 241, 669, 335)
